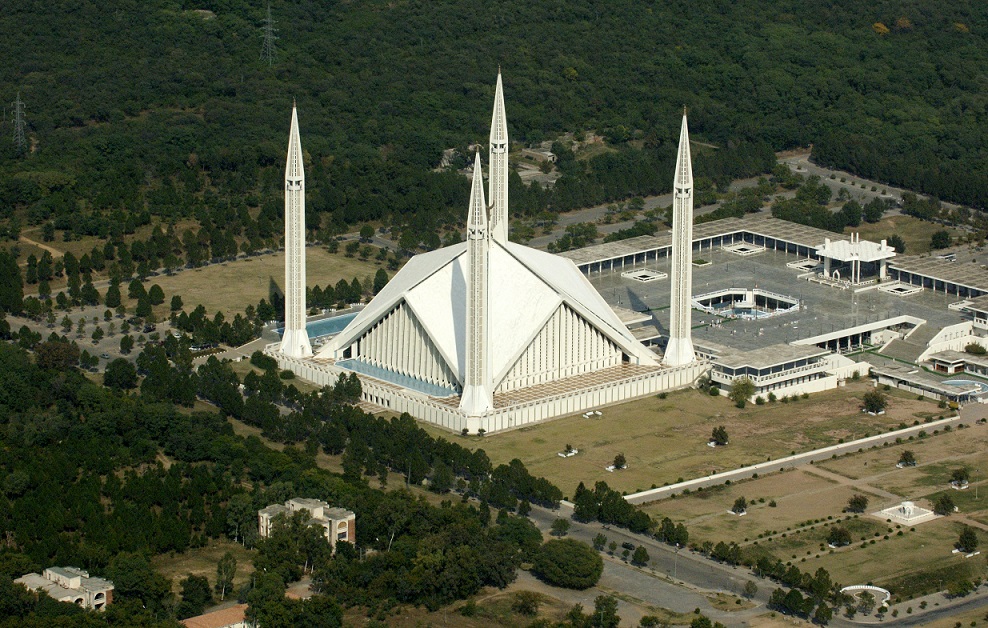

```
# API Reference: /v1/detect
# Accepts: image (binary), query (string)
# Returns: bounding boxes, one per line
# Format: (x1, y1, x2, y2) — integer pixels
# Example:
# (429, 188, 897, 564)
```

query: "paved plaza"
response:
(588, 244, 969, 353)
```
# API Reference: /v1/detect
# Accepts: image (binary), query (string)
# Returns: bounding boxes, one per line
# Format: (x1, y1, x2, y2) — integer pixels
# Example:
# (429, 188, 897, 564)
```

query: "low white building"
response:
(258, 498, 355, 551)
(15, 566, 113, 610)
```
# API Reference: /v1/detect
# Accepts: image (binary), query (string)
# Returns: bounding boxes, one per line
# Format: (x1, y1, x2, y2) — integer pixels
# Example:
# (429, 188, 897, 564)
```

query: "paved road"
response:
(528, 504, 772, 626)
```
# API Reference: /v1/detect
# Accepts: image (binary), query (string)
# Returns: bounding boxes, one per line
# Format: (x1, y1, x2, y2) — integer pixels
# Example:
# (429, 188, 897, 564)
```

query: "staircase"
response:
(879, 323, 939, 364)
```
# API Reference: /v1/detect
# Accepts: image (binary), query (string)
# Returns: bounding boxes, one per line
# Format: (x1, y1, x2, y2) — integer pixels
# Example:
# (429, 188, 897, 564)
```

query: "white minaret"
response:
(460, 152, 493, 421)
(488, 70, 509, 244)
(664, 110, 695, 367)
(280, 103, 312, 358)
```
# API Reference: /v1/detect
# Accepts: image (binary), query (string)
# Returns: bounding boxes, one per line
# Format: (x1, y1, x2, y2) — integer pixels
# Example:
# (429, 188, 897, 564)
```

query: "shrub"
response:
(533, 539, 604, 589)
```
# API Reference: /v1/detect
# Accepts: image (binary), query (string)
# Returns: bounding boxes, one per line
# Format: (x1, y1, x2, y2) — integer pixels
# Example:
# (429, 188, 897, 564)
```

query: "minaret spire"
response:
(488, 70, 509, 244)
(664, 111, 696, 367)
(460, 152, 493, 421)
(279, 103, 313, 358)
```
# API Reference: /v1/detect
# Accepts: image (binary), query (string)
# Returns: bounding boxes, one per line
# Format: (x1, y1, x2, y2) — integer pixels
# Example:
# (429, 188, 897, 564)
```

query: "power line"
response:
(260, 3, 278, 66)
(12, 92, 26, 154)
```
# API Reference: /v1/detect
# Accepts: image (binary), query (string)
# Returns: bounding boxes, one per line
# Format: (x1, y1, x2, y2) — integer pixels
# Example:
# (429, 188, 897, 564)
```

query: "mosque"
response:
(271, 73, 705, 434)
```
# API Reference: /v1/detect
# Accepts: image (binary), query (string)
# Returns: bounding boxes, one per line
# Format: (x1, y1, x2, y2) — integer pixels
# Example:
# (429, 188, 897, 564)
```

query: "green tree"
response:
(886, 234, 906, 254)
(951, 468, 970, 486)
(105, 282, 122, 308)
(846, 494, 869, 513)
(933, 493, 955, 515)
(373, 268, 389, 294)
(729, 377, 755, 408)
(592, 595, 620, 628)
(136, 295, 153, 318)
(216, 552, 237, 601)
(120, 334, 135, 354)
(898, 450, 916, 467)
(0, 251, 23, 314)
(176, 574, 212, 619)
(104, 358, 138, 389)
(171, 294, 184, 311)
(711, 425, 728, 446)
(612, 453, 626, 469)
(359, 224, 375, 241)
(533, 539, 603, 589)
(34, 341, 80, 370)
(828, 526, 851, 546)
(957, 526, 978, 553)
(743, 580, 758, 599)
(592, 533, 607, 551)
(732, 496, 747, 515)
(551, 517, 571, 537)
(863, 390, 888, 413)
(511, 591, 543, 616)
(148, 283, 165, 305)
(930, 230, 952, 249)
(631, 545, 649, 566)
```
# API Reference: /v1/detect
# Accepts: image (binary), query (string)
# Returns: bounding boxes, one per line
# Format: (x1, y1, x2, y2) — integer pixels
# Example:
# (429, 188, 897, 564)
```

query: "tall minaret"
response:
(664, 110, 695, 367)
(488, 70, 509, 244)
(280, 103, 313, 358)
(460, 152, 493, 419)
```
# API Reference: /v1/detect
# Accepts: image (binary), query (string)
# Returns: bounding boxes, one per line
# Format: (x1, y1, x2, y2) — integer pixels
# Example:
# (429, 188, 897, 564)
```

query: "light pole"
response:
(674, 543, 680, 580)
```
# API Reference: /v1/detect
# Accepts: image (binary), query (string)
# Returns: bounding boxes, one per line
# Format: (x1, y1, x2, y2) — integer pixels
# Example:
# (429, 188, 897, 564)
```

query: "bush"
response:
(250, 350, 278, 371)
(533, 539, 603, 589)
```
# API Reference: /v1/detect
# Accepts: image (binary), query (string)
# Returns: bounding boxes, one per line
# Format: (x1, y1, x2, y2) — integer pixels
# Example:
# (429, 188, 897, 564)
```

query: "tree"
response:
(104, 358, 138, 389)
(176, 574, 212, 619)
(631, 545, 649, 566)
(846, 494, 869, 513)
(732, 496, 747, 515)
(814, 603, 833, 624)
(216, 551, 237, 601)
(743, 580, 758, 599)
(828, 526, 851, 547)
(729, 377, 755, 408)
(148, 284, 165, 305)
(931, 230, 952, 250)
(592, 533, 607, 551)
(862, 390, 888, 413)
(965, 342, 987, 355)
(898, 450, 916, 467)
(952, 468, 970, 486)
(120, 334, 135, 354)
(359, 224, 375, 241)
(933, 493, 955, 516)
(886, 234, 906, 254)
(711, 425, 728, 446)
(592, 595, 620, 628)
(532, 539, 603, 589)
(373, 268, 389, 294)
(613, 453, 626, 469)
(511, 591, 543, 616)
(128, 278, 146, 300)
(551, 517, 571, 537)
(957, 525, 978, 553)
(104, 282, 122, 308)
(136, 295, 153, 318)
(0, 251, 23, 314)
(34, 341, 80, 370)
(171, 294, 184, 311)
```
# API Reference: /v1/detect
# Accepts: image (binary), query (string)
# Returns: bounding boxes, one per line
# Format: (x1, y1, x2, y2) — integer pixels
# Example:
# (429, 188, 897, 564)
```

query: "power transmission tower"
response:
(260, 3, 278, 66)
(12, 92, 26, 154)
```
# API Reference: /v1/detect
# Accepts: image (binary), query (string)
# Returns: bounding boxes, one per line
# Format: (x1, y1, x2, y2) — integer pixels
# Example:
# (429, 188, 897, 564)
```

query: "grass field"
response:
(847, 215, 965, 255)
(148, 247, 386, 316)
(639, 424, 988, 602)
(151, 538, 255, 596)
(426, 383, 939, 498)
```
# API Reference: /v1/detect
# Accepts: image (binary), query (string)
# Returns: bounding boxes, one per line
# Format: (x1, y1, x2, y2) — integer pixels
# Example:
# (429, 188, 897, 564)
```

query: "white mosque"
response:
(272, 73, 706, 434)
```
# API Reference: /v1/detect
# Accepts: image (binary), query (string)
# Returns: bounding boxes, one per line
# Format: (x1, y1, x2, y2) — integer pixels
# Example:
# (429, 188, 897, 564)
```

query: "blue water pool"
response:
(336, 359, 458, 397)
(276, 312, 358, 338)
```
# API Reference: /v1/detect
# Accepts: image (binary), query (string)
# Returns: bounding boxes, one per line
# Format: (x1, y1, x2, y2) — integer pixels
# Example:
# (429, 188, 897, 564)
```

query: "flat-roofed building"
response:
(699, 342, 863, 400)
(15, 566, 113, 610)
(258, 498, 355, 551)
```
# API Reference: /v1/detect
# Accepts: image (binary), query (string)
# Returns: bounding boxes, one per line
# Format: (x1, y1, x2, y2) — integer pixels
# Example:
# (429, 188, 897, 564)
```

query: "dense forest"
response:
(1, 0, 986, 253)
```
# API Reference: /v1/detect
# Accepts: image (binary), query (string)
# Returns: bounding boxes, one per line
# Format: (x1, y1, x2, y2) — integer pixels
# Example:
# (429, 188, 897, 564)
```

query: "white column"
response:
(664, 112, 696, 367)
(280, 104, 313, 358)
